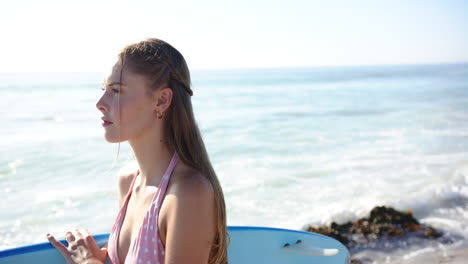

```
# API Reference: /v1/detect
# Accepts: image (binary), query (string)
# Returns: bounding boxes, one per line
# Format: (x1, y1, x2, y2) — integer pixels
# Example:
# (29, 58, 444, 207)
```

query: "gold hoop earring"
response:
(157, 111, 164, 119)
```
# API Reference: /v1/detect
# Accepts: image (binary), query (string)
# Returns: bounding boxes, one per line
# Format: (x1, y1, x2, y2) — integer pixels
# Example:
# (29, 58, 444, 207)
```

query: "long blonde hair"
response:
(118, 38, 229, 264)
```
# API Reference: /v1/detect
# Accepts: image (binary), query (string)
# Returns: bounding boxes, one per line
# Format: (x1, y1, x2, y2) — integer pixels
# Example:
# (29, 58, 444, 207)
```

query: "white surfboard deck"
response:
(0, 226, 350, 264)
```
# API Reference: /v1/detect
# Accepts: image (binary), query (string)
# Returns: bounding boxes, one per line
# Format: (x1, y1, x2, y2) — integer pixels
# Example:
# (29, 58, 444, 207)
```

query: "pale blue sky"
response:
(0, 0, 467, 72)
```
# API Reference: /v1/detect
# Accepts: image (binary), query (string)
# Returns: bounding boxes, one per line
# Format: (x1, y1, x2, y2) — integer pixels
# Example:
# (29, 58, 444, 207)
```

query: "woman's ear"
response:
(154, 87, 173, 113)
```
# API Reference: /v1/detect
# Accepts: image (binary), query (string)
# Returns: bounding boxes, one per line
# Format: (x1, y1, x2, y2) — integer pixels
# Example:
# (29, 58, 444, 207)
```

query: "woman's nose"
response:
(96, 96, 108, 113)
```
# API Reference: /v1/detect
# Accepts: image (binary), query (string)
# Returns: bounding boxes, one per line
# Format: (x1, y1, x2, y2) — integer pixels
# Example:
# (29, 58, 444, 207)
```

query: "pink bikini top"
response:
(107, 153, 179, 264)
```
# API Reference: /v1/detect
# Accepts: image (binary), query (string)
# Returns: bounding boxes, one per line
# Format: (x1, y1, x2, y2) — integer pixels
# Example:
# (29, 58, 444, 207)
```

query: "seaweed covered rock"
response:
(304, 206, 442, 250)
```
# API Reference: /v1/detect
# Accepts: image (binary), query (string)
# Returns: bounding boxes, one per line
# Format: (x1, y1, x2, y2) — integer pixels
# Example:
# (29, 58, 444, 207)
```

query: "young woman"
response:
(46, 38, 228, 264)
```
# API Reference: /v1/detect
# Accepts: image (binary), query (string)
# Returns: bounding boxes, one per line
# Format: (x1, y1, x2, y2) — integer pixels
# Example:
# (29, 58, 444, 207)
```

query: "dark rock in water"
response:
(304, 206, 443, 252)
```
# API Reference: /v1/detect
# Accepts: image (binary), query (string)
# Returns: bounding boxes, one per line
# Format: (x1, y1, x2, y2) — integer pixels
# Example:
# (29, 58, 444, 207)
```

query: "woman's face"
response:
(96, 62, 158, 143)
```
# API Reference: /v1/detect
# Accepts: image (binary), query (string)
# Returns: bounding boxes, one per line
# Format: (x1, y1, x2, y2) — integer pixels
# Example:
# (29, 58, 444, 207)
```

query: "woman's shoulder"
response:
(171, 166, 214, 199)
(159, 166, 216, 262)
(162, 165, 215, 217)
(163, 166, 215, 229)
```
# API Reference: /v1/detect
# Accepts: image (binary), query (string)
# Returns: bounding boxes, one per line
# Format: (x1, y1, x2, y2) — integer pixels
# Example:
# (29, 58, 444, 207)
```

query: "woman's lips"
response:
(101, 118, 113, 126)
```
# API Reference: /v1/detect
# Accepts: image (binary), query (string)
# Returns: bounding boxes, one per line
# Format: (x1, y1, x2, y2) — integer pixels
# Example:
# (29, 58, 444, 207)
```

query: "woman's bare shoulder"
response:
(117, 160, 139, 207)
(172, 167, 214, 198)
(160, 167, 216, 262)
(167, 168, 215, 221)
(162, 166, 215, 219)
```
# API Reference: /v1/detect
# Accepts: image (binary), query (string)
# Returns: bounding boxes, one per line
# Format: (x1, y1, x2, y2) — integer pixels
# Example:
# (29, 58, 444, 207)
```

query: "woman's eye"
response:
(100, 86, 119, 94)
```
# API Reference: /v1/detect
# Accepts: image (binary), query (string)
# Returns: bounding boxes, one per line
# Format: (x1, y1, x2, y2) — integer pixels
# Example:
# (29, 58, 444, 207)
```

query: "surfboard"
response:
(0, 226, 350, 264)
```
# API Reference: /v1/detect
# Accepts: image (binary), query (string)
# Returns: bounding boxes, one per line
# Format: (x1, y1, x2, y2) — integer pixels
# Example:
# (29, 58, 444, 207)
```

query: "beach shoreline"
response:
(403, 247, 468, 264)
(357, 244, 468, 264)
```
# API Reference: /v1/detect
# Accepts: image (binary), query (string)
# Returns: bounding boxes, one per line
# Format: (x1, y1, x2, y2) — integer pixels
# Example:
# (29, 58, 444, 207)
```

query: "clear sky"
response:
(0, 0, 467, 72)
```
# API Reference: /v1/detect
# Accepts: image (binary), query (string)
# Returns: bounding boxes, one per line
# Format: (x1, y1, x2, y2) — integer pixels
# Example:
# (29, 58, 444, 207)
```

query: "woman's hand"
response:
(46, 229, 107, 264)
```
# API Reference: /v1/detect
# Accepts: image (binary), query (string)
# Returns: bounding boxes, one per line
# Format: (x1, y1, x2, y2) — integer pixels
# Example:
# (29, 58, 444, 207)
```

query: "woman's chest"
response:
(117, 191, 157, 263)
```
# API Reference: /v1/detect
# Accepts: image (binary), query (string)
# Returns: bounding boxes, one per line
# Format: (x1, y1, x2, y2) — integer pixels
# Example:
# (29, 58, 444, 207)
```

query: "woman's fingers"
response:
(81, 229, 92, 238)
(47, 229, 106, 264)
(46, 233, 69, 255)
(72, 229, 86, 247)
(82, 229, 100, 252)
(65, 231, 75, 243)
(74, 229, 83, 238)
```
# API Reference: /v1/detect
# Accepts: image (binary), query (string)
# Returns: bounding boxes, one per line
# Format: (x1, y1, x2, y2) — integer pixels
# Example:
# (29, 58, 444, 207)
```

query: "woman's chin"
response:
(103, 134, 121, 143)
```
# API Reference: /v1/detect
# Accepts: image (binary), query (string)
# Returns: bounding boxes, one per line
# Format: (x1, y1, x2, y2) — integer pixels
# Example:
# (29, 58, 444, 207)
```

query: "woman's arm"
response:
(164, 173, 216, 264)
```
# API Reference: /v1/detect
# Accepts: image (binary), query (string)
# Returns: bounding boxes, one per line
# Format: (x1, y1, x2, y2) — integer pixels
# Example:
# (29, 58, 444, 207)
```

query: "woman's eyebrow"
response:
(101, 81, 125, 87)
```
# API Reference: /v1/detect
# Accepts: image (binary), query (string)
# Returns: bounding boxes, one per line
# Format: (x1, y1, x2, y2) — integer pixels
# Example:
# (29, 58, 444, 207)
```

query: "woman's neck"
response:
(128, 130, 173, 187)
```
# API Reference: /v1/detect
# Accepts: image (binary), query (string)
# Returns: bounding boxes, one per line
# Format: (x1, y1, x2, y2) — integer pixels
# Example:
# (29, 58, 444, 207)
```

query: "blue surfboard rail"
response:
(0, 226, 350, 264)
(229, 225, 332, 237)
(0, 227, 337, 257)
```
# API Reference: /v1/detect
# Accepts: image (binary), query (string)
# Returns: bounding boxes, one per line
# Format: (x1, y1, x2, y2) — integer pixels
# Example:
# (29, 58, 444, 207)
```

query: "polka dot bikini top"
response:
(107, 153, 179, 264)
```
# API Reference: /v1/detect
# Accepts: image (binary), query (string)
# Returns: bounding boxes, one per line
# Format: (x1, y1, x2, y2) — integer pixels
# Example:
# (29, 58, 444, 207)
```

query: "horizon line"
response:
(1, 60, 467, 74)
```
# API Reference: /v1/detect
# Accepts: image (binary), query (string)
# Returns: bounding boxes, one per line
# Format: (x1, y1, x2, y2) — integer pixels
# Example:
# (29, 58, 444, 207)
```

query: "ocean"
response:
(1, 63, 467, 261)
